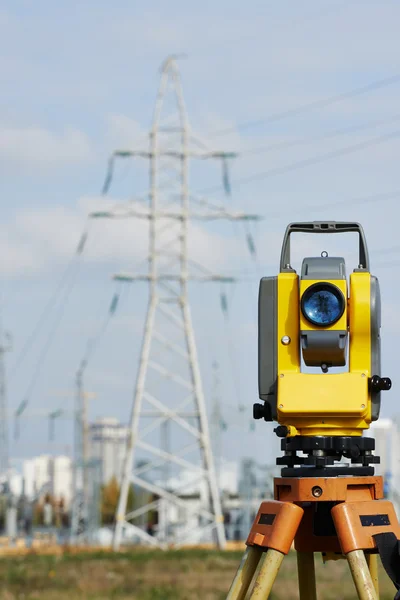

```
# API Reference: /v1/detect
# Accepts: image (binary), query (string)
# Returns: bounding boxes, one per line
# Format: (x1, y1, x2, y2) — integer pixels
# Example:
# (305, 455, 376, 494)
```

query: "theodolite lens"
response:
(301, 283, 345, 326)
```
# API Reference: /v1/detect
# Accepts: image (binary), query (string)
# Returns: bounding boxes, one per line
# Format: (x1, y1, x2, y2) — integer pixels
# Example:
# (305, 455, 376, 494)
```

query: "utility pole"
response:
(79, 368, 90, 505)
(0, 320, 11, 483)
(70, 361, 95, 543)
(91, 56, 261, 550)
(0, 316, 13, 541)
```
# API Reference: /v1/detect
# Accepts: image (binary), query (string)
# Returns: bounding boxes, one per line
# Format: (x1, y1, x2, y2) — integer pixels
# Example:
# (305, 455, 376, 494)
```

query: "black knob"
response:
(253, 403, 264, 419)
(253, 403, 272, 421)
(350, 445, 361, 459)
(370, 375, 380, 392)
(274, 425, 289, 438)
(370, 375, 392, 392)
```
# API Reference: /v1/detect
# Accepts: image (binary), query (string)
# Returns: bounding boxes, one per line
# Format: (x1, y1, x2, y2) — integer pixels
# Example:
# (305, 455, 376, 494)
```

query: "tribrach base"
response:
(226, 476, 400, 600)
(278, 436, 379, 476)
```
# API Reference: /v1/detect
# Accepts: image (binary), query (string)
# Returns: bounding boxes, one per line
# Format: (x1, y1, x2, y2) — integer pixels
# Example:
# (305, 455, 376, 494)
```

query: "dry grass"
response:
(0, 548, 395, 599)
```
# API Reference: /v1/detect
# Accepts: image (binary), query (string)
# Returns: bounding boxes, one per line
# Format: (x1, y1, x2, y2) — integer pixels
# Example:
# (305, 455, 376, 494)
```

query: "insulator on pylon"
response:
(109, 293, 119, 315)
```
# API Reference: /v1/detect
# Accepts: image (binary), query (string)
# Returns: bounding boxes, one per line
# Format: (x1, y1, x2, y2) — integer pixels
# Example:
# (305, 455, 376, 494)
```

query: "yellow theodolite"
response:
(255, 221, 391, 466)
(226, 222, 400, 600)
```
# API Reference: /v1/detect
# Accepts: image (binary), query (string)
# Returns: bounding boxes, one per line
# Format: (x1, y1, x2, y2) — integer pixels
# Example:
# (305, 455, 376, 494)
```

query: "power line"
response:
(11, 225, 90, 416)
(15, 252, 121, 437)
(9, 259, 77, 381)
(259, 189, 400, 220)
(18, 261, 82, 410)
(9, 226, 89, 381)
(79, 287, 121, 369)
(243, 112, 400, 158)
(210, 72, 400, 138)
(201, 129, 400, 194)
(196, 189, 400, 281)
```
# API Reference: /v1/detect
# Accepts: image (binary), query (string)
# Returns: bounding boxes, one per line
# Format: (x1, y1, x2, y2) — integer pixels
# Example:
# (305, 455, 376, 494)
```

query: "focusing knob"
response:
(253, 404, 263, 419)
(369, 375, 392, 392)
(253, 403, 272, 421)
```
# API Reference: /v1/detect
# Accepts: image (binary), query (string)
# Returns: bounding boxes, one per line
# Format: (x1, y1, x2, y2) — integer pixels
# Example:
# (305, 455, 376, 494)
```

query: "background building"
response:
(369, 418, 398, 506)
(23, 455, 72, 506)
(369, 418, 392, 479)
(51, 456, 72, 505)
(88, 418, 129, 485)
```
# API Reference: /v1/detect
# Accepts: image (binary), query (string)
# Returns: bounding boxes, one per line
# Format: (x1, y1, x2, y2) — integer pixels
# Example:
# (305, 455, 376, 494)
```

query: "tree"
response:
(100, 477, 134, 525)
(33, 493, 55, 526)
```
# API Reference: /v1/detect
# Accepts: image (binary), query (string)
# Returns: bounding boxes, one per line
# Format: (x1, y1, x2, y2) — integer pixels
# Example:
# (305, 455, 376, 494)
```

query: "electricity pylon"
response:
(91, 56, 261, 550)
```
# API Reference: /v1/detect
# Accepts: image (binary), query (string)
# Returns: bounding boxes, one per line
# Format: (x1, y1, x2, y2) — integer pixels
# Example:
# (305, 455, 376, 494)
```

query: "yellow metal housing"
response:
(276, 272, 372, 436)
(277, 272, 300, 375)
(349, 272, 371, 375)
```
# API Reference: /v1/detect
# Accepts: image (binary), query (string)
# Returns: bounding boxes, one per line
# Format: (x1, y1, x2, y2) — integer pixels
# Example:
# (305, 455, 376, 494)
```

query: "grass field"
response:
(0, 548, 395, 599)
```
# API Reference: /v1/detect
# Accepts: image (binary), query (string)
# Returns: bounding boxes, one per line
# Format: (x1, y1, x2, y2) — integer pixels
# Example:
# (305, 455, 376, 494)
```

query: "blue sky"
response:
(2, 0, 400, 469)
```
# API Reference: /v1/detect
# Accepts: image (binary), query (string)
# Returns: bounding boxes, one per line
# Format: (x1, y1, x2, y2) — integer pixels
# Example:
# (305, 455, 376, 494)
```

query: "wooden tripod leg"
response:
(347, 550, 378, 600)
(366, 553, 379, 596)
(249, 548, 285, 599)
(226, 546, 263, 600)
(297, 551, 317, 600)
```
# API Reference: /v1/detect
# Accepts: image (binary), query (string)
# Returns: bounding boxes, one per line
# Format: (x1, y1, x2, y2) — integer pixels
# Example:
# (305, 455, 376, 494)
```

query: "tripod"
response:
(226, 474, 400, 600)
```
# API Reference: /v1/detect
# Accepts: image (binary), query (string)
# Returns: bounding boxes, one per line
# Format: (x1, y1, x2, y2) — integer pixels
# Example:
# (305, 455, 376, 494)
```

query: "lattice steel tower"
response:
(96, 57, 260, 550)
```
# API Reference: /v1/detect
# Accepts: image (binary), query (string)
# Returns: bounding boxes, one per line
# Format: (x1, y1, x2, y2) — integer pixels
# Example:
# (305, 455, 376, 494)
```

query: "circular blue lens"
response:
(301, 284, 344, 326)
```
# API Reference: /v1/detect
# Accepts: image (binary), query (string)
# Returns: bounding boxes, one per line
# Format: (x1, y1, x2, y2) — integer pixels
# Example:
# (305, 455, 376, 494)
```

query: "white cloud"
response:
(0, 205, 85, 276)
(106, 115, 148, 150)
(0, 125, 93, 167)
(0, 195, 247, 277)
(0, 235, 40, 275)
(14, 206, 85, 256)
(193, 112, 243, 152)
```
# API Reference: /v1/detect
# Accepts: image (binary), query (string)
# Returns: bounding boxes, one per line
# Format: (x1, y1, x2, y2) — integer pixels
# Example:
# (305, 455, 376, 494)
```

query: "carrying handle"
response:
(279, 221, 370, 272)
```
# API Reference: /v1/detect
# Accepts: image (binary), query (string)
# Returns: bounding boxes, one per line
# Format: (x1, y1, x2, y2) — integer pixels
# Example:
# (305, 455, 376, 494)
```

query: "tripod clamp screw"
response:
(369, 375, 392, 392)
